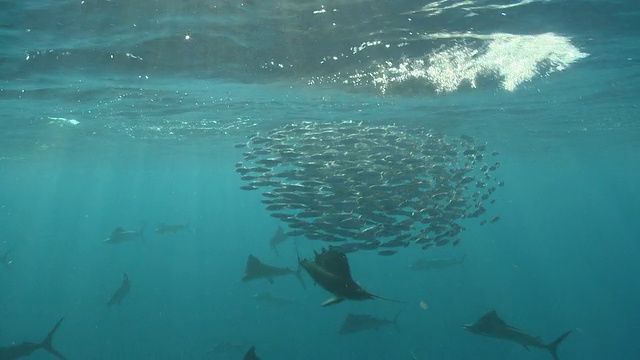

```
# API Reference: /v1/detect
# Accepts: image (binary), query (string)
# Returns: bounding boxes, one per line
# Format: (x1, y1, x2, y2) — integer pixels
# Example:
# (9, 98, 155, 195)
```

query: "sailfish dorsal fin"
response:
(483, 310, 507, 326)
(316, 248, 353, 280)
(245, 255, 263, 273)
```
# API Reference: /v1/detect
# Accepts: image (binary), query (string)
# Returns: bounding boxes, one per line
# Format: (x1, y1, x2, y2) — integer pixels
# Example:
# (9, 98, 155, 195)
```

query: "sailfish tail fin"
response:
(41, 318, 67, 360)
(392, 308, 404, 331)
(547, 330, 572, 360)
(292, 240, 307, 291)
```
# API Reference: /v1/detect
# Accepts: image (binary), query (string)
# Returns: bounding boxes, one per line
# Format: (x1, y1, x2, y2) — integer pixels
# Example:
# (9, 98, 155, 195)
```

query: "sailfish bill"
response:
(464, 310, 572, 360)
(299, 247, 403, 306)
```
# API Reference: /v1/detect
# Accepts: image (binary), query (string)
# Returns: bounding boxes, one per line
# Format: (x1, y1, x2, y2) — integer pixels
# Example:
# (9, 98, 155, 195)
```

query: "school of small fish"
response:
(235, 121, 503, 256)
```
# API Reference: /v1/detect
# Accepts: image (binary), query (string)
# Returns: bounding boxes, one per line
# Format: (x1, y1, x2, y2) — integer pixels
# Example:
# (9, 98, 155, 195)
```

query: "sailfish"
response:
(241, 255, 306, 290)
(464, 310, 572, 360)
(0, 317, 67, 360)
(269, 226, 288, 254)
(107, 273, 131, 308)
(299, 247, 402, 306)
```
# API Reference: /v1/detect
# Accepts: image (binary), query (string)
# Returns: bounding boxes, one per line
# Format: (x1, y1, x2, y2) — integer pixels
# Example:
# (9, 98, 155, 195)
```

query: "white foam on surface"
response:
(48, 117, 80, 126)
(354, 32, 589, 94)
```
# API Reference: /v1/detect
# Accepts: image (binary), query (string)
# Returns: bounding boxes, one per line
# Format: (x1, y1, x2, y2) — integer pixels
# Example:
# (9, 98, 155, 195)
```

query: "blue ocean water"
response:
(1, 0, 639, 359)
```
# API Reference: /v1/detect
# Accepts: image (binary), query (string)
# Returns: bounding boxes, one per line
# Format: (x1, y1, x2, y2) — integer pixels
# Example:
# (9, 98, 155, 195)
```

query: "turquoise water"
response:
(1, 0, 639, 359)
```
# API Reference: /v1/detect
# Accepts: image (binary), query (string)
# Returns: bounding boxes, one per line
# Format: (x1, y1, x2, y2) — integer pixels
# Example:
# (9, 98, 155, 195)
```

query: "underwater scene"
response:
(1, 0, 639, 359)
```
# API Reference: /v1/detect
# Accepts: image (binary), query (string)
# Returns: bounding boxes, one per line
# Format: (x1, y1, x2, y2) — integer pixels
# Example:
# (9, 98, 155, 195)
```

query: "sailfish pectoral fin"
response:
(322, 297, 345, 306)
(268, 278, 274, 284)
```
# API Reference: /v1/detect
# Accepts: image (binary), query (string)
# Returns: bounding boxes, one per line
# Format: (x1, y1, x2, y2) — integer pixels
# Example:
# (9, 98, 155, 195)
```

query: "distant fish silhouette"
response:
(242, 255, 305, 290)
(251, 291, 297, 307)
(107, 273, 131, 308)
(103, 225, 144, 244)
(339, 310, 403, 334)
(0, 317, 67, 360)
(299, 248, 402, 306)
(154, 223, 192, 234)
(1, 249, 13, 269)
(243, 346, 261, 360)
(204, 340, 245, 355)
(464, 310, 572, 360)
(269, 226, 288, 254)
(409, 255, 466, 271)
